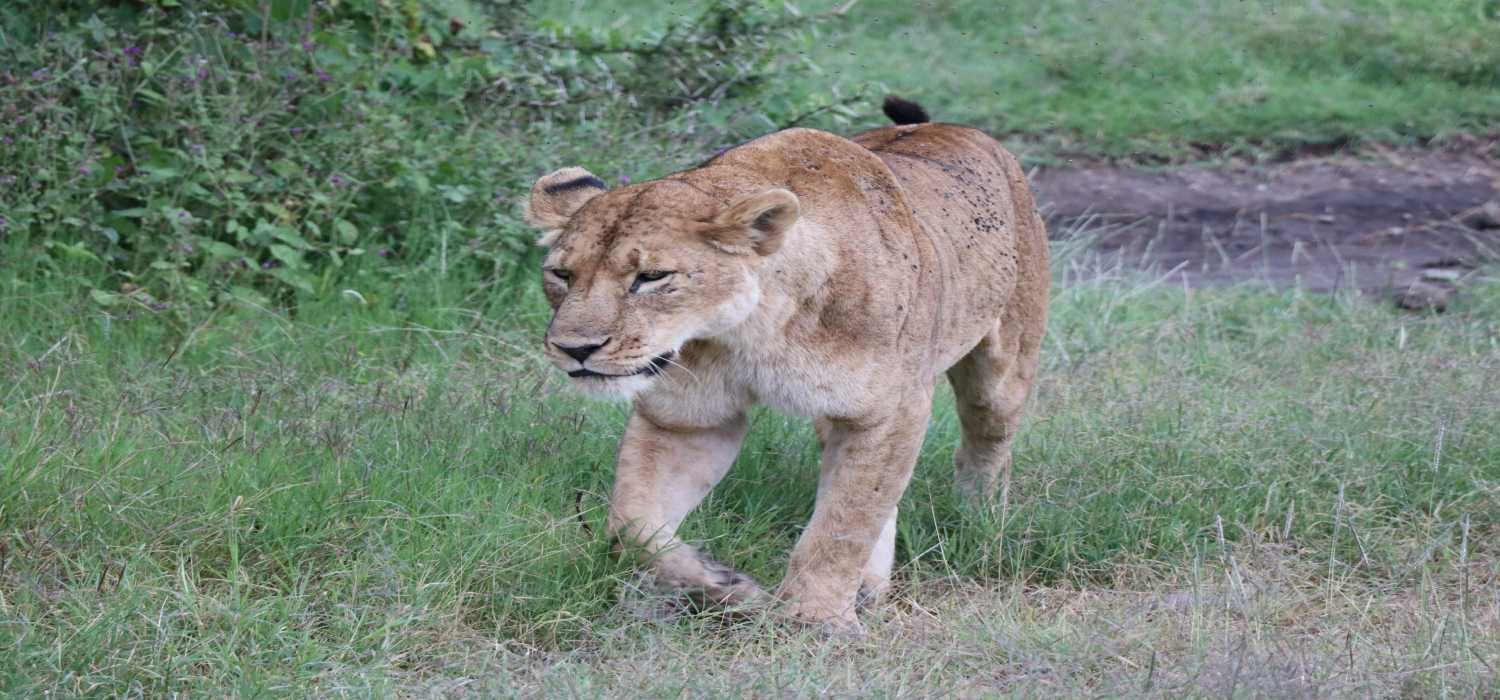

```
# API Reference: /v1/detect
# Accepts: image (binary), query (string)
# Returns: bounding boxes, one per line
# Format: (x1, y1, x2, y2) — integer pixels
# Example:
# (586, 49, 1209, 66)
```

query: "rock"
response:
(1420, 268, 1462, 282)
(1395, 280, 1454, 312)
(1461, 201, 1500, 230)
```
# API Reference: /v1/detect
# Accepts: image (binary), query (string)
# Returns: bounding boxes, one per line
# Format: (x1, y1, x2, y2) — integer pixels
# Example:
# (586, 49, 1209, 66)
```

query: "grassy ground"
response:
(3, 255, 1497, 695)
(547, 0, 1500, 160)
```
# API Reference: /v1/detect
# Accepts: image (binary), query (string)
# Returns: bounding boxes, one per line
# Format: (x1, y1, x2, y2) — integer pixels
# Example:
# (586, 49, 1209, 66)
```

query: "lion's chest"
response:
(744, 357, 866, 418)
(707, 337, 890, 420)
(707, 291, 911, 419)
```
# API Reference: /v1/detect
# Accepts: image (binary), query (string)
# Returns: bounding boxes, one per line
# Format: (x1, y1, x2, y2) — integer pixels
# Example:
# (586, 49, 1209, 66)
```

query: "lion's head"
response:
(524, 167, 800, 399)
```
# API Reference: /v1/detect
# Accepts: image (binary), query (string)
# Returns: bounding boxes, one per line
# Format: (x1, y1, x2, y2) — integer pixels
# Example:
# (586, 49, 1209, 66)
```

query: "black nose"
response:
(554, 338, 610, 363)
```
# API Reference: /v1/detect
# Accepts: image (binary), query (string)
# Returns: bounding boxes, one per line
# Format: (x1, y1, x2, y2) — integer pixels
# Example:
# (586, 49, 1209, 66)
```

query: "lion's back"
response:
(853, 123, 1049, 362)
(680, 122, 1048, 374)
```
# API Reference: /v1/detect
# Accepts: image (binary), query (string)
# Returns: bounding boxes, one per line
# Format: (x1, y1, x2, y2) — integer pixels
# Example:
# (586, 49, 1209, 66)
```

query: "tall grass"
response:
(3, 256, 1496, 694)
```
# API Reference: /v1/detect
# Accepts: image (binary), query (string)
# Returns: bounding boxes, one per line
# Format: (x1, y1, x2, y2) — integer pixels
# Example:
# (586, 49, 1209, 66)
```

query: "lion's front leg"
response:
(777, 390, 934, 631)
(607, 410, 765, 606)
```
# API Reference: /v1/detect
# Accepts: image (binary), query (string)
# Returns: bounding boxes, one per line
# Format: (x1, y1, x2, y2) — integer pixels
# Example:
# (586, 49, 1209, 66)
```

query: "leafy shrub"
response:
(0, 1, 850, 312)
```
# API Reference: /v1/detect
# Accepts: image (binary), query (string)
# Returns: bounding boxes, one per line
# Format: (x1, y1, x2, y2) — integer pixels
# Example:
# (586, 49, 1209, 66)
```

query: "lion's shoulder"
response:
(683, 128, 912, 216)
(851, 123, 1010, 165)
(699, 128, 894, 177)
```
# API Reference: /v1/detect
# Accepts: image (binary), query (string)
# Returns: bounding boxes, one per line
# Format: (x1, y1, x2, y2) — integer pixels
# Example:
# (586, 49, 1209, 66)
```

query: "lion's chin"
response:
(568, 373, 656, 402)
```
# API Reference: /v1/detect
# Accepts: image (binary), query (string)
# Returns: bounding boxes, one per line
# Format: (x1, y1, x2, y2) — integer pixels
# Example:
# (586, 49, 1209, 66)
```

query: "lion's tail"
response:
(882, 95, 930, 125)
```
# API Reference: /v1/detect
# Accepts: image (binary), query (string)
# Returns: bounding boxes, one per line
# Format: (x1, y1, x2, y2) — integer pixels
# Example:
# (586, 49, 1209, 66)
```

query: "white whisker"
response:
(657, 354, 700, 385)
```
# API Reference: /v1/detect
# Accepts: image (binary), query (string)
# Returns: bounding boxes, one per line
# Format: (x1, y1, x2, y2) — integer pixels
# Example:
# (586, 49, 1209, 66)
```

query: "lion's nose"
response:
(553, 337, 611, 363)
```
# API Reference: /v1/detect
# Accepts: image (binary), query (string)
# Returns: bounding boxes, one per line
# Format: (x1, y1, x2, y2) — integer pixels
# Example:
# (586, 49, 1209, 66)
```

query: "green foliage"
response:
(0, 0, 844, 312)
(13, 0, 1497, 313)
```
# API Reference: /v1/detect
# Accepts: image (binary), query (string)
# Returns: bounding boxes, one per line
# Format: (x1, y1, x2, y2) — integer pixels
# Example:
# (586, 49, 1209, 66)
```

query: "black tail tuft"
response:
(882, 95, 930, 125)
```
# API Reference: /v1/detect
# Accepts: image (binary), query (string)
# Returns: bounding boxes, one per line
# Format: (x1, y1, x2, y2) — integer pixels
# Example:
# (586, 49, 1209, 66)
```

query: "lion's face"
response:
(524, 168, 798, 400)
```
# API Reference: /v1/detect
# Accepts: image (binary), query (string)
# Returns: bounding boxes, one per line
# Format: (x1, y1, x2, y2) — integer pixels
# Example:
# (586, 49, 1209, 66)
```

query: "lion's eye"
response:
(547, 268, 571, 283)
(630, 270, 674, 292)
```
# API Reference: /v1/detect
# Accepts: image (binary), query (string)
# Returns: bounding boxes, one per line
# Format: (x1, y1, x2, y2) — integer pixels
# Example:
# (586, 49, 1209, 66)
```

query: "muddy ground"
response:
(1031, 146, 1500, 298)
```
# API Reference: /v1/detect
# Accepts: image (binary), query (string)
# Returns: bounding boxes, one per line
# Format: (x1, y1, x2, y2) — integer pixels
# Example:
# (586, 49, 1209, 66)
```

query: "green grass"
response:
(547, 0, 1500, 160)
(3, 260, 1497, 695)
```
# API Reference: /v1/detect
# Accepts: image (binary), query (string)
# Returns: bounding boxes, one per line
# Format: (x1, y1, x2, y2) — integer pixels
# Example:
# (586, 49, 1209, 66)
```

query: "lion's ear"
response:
(708, 189, 799, 256)
(526, 167, 607, 247)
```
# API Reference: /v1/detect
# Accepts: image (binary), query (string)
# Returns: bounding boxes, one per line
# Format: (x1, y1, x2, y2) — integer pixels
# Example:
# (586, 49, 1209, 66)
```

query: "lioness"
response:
(525, 97, 1048, 631)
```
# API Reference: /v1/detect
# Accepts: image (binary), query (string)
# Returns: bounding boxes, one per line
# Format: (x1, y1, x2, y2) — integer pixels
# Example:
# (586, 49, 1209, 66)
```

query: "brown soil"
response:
(1031, 147, 1500, 292)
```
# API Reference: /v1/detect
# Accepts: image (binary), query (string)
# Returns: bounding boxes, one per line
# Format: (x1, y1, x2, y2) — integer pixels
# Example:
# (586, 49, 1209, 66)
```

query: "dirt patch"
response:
(1032, 147, 1500, 293)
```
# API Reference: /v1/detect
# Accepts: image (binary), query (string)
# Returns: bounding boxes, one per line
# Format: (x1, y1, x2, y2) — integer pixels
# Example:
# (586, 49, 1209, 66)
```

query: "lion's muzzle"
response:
(563, 351, 675, 379)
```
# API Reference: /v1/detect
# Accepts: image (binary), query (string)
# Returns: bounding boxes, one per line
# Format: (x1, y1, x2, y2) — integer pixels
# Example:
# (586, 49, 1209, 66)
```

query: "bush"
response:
(0, 1, 852, 312)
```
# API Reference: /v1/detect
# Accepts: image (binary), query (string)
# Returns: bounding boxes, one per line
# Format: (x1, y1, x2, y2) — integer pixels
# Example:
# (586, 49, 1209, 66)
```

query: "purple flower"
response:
(261, 259, 280, 269)
(1, 136, 12, 145)
(290, 127, 304, 135)
(619, 174, 631, 185)
(0, 216, 7, 231)
(123, 46, 142, 56)
(189, 143, 205, 155)
(31, 69, 47, 81)
(316, 69, 331, 83)
(328, 173, 348, 188)
(301, 39, 315, 52)
(177, 210, 191, 220)
(114, 165, 126, 177)
(79, 165, 93, 175)
(377, 249, 391, 258)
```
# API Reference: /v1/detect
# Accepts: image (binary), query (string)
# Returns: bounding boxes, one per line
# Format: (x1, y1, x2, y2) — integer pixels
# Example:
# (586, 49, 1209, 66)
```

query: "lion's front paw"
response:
(688, 552, 771, 609)
(780, 602, 864, 638)
(690, 577, 770, 611)
(774, 585, 864, 637)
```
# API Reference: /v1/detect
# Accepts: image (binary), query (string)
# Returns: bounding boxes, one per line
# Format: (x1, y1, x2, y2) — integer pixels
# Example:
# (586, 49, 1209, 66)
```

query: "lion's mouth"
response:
(567, 352, 674, 379)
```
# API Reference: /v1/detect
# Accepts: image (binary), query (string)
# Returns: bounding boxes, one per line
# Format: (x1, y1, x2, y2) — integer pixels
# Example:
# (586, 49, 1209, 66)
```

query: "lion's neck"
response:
(767, 220, 837, 297)
(718, 220, 838, 349)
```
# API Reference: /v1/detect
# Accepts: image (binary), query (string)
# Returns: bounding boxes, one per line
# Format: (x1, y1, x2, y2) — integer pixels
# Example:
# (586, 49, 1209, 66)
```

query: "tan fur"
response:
(527, 114, 1049, 632)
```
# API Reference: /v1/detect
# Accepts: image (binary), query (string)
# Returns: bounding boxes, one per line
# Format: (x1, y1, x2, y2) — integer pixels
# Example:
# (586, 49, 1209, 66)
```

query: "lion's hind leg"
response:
(945, 310, 1044, 511)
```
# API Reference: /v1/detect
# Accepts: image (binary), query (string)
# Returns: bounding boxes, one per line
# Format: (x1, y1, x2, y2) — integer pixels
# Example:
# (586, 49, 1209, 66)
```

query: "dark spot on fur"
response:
(598, 189, 646, 252)
(543, 175, 607, 195)
(694, 549, 751, 588)
(973, 215, 1002, 233)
